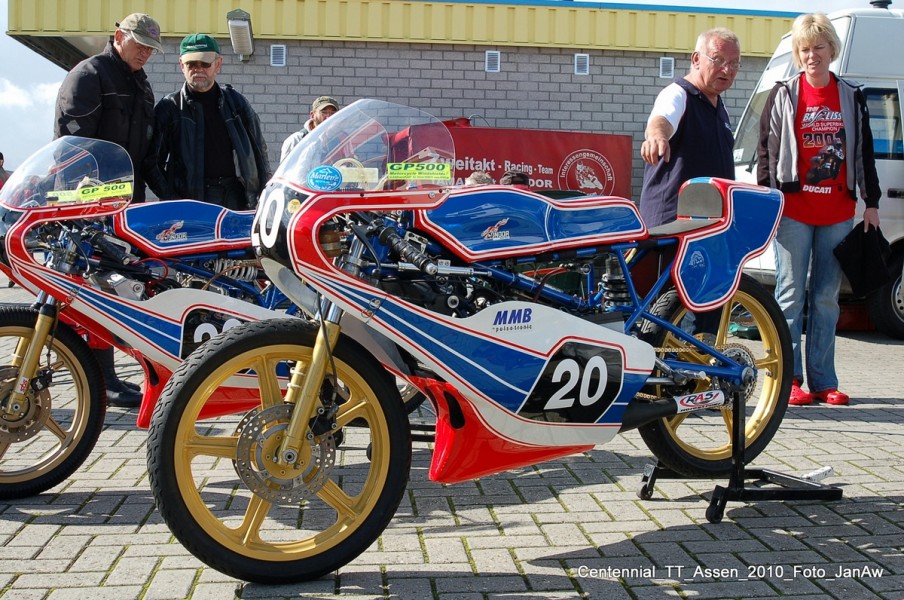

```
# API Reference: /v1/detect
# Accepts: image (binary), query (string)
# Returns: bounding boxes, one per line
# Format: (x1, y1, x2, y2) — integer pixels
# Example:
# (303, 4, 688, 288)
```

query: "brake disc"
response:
(0, 366, 52, 443)
(234, 404, 336, 503)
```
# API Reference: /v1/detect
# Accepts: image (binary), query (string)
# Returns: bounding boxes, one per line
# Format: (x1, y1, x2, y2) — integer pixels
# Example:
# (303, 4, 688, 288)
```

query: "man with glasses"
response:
(150, 33, 271, 211)
(638, 27, 741, 227)
(54, 13, 164, 205)
(637, 28, 741, 342)
(53, 13, 165, 408)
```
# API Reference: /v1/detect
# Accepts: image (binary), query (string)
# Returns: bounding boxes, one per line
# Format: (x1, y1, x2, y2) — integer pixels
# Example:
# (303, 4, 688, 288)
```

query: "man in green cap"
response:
(150, 33, 271, 210)
(53, 13, 166, 408)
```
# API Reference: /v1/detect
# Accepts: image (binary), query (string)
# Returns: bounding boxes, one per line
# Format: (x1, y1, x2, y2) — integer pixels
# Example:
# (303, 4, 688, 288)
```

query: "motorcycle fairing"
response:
(113, 200, 254, 257)
(278, 195, 656, 469)
(413, 187, 648, 261)
(411, 375, 596, 484)
(300, 262, 655, 444)
(669, 178, 783, 311)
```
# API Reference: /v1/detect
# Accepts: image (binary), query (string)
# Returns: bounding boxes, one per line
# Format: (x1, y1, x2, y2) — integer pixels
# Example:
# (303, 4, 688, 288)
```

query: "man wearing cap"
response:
(150, 33, 271, 210)
(54, 13, 166, 409)
(280, 96, 340, 163)
(54, 13, 165, 204)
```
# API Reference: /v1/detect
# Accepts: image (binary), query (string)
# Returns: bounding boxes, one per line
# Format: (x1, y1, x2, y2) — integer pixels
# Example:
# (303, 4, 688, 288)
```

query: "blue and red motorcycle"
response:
(143, 98, 791, 583)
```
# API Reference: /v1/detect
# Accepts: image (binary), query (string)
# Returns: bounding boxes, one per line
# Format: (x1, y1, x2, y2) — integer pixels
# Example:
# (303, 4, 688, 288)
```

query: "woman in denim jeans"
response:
(757, 13, 881, 406)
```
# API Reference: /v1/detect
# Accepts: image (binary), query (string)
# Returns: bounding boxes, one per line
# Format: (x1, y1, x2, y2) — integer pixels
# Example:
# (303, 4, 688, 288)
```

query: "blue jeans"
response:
(773, 216, 852, 392)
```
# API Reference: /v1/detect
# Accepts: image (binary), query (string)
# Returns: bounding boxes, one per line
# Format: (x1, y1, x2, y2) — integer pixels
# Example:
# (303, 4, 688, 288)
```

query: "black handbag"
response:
(833, 222, 893, 298)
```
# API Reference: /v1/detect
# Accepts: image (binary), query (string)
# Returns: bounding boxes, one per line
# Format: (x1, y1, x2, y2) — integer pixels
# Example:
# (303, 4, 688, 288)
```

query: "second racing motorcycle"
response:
(0, 137, 422, 499)
(145, 99, 793, 583)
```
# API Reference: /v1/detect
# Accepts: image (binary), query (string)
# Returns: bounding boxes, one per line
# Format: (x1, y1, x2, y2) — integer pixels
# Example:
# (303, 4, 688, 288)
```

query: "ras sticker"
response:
(675, 390, 725, 413)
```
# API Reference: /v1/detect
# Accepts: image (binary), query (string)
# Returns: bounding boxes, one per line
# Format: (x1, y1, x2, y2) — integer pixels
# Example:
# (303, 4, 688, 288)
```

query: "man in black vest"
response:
(150, 34, 272, 210)
(639, 28, 741, 228)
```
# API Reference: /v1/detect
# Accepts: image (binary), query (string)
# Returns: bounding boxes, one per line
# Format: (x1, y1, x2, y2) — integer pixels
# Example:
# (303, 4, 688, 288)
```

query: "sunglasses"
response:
(184, 60, 213, 69)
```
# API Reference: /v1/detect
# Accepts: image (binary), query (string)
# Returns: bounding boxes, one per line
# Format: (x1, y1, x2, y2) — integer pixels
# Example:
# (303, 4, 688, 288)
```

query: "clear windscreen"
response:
(0, 136, 134, 210)
(274, 99, 455, 192)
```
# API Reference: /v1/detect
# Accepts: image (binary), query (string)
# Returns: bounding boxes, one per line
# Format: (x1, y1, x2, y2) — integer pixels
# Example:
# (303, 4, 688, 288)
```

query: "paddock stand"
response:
(636, 390, 843, 523)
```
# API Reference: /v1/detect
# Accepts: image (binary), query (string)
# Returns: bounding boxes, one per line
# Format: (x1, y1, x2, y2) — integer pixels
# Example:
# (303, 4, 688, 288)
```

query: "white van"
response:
(734, 3, 904, 338)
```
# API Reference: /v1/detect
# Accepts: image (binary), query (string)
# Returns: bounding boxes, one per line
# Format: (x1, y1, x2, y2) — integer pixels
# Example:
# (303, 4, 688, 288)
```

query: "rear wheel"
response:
(0, 306, 105, 499)
(637, 275, 792, 477)
(147, 318, 412, 584)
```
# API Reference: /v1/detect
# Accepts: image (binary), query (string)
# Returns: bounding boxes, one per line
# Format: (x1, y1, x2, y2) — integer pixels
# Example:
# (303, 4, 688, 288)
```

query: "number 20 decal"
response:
(252, 185, 285, 250)
(544, 355, 609, 410)
(519, 342, 624, 424)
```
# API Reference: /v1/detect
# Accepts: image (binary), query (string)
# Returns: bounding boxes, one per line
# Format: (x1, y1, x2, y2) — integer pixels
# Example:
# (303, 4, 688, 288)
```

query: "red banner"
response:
(445, 124, 633, 199)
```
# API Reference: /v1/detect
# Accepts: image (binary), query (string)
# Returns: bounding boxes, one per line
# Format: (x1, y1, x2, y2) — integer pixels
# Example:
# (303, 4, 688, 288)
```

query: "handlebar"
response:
(89, 230, 133, 266)
(377, 226, 438, 276)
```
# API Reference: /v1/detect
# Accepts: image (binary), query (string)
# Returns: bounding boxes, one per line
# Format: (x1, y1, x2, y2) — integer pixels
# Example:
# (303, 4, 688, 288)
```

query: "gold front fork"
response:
(4, 301, 57, 419)
(276, 320, 341, 466)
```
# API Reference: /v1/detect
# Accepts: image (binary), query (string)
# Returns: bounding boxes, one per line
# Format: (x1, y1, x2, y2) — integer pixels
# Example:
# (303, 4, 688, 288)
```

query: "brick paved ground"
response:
(0, 280, 902, 599)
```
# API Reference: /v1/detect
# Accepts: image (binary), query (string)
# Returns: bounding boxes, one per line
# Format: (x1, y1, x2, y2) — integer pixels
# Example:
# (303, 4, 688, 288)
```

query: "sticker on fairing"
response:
(48, 181, 134, 203)
(306, 166, 343, 191)
(675, 389, 725, 413)
(387, 162, 452, 181)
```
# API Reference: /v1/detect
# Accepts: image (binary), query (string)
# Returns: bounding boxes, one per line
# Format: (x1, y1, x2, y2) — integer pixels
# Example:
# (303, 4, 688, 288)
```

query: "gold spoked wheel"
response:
(0, 307, 105, 499)
(147, 318, 411, 584)
(638, 275, 792, 477)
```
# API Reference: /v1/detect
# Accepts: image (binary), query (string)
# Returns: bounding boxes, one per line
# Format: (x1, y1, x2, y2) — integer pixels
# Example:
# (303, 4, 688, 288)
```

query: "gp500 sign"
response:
(386, 162, 451, 181)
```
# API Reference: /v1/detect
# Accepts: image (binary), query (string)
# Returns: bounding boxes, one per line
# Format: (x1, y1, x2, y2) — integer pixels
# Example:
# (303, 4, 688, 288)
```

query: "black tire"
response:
(637, 275, 792, 477)
(0, 306, 105, 499)
(867, 250, 904, 339)
(147, 318, 412, 584)
(399, 383, 428, 414)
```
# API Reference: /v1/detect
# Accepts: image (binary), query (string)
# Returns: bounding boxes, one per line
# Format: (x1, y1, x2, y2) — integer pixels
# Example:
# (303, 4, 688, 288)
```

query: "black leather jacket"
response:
(150, 83, 272, 209)
(54, 41, 158, 202)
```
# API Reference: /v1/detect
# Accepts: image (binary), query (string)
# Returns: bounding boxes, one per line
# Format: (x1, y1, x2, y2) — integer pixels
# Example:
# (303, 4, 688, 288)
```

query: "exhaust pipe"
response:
(619, 398, 680, 432)
(618, 389, 728, 432)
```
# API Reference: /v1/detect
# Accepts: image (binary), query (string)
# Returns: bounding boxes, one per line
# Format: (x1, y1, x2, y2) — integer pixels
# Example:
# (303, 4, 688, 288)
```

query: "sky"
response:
(0, 0, 873, 169)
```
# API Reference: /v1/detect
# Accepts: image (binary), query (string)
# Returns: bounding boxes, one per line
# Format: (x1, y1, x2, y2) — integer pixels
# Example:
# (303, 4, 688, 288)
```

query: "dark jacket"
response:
(757, 72, 881, 209)
(54, 41, 158, 202)
(150, 83, 272, 209)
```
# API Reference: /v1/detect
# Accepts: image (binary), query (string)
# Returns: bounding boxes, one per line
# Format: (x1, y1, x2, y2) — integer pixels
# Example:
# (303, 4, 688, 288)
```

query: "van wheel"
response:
(867, 250, 904, 339)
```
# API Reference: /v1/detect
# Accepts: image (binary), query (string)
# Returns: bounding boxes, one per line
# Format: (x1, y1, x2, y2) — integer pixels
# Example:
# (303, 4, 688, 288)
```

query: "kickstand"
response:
(637, 390, 843, 523)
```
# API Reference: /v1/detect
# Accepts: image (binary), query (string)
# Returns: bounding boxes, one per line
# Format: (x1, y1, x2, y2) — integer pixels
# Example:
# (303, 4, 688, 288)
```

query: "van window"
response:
(865, 88, 903, 160)
(733, 49, 796, 168)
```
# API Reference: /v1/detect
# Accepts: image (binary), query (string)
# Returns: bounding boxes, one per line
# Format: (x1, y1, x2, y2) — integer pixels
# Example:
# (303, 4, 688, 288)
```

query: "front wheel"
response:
(147, 318, 412, 584)
(0, 306, 105, 499)
(637, 275, 792, 477)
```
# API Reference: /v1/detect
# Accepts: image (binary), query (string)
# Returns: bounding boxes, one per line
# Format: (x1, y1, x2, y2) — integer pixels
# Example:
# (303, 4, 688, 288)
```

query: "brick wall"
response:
(144, 41, 768, 199)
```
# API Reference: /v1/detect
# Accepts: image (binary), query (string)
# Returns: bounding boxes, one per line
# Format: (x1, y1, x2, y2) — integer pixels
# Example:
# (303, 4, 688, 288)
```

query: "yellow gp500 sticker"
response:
(386, 162, 452, 181)
(49, 182, 134, 204)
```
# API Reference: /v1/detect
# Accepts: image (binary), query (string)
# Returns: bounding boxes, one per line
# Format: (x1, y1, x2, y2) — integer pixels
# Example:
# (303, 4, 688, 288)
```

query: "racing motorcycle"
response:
(0, 136, 423, 500)
(144, 99, 792, 584)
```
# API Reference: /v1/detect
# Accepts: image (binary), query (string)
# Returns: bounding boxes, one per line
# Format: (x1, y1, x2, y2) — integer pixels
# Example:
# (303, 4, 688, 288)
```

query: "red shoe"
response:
(814, 389, 849, 406)
(789, 379, 813, 406)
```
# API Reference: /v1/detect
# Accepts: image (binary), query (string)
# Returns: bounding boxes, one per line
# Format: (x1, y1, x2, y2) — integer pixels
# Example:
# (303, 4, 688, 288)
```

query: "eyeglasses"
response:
(121, 31, 159, 56)
(702, 53, 741, 71)
(184, 61, 214, 69)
